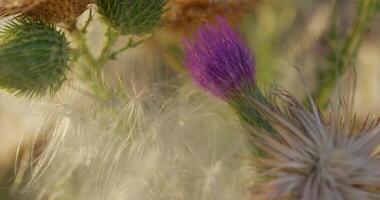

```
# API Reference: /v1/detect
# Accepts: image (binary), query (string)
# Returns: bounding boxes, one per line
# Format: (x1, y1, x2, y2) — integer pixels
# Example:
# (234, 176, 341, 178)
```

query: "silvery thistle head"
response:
(250, 90, 380, 200)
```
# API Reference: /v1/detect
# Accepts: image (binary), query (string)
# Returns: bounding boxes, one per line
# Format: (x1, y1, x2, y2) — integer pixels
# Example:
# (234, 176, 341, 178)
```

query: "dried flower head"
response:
(0, 0, 92, 23)
(251, 90, 380, 200)
(0, 0, 45, 16)
(0, 18, 71, 96)
(183, 17, 255, 99)
(166, 0, 258, 34)
(25, 0, 92, 23)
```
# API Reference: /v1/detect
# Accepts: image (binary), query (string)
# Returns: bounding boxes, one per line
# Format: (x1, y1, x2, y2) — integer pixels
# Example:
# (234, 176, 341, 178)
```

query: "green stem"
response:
(70, 26, 97, 68)
(98, 27, 119, 65)
(69, 21, 145, 101)
(70, 25, 110, 100)
(109, 37, 148, 59)
(313, 0, 376, 106)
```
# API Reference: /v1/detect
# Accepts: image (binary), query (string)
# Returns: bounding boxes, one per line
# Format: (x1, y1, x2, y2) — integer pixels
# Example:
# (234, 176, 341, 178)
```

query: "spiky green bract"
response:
(229, 85, 274, 134)
(0, 18, 70, 97)
(228, 86, 275, 157)
(96, 0, 167, 35)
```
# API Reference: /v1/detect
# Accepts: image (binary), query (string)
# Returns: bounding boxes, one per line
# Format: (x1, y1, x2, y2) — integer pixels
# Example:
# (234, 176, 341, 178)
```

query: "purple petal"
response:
(183, 17, 255, 99)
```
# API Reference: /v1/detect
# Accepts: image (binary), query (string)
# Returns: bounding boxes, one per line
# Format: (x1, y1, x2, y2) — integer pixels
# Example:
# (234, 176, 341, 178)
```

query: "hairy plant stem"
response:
(70, 25, 111, 100)
(69, 20, 147, 102)
(98, 26, 120, 66)
(313, 0, 376, 106)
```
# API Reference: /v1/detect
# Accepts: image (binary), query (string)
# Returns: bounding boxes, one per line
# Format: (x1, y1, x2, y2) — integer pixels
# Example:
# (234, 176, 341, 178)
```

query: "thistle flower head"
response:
(183, 17, 255, 100)
(96, 0, 167, 35)
(252, 91, 380, 200)
(0, 18, 71, 96)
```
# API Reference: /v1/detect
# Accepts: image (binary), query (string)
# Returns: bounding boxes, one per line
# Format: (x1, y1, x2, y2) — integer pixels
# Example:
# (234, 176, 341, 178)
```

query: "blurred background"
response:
(0, 0, 379, 199)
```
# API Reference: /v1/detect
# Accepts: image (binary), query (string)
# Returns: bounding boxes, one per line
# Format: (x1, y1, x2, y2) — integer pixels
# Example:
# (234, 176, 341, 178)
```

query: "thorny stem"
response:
(70, 25, 97, 68)
(69, 24, 110, 100)
(98, 26, 120, 66)
(68, 19, 146, 101)
(313, 0, 377, 106)
(109, 36, 150, 59)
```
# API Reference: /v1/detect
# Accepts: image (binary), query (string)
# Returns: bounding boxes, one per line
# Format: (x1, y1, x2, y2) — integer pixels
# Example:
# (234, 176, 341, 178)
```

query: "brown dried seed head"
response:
(0, 0, 45, 16)
(165, 0, 259, 34)
(24, 0, 92, 23)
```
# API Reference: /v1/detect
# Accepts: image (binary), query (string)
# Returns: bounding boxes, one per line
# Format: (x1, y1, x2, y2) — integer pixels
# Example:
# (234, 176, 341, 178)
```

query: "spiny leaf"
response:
(0, 18, 71, 97)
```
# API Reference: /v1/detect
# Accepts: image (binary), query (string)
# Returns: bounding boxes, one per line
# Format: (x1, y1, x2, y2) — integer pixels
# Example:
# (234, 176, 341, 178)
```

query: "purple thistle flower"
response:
(183, 17, 255, 100)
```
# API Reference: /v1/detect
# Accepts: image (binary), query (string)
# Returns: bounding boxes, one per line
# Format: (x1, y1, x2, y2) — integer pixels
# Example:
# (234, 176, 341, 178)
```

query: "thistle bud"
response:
(96, 0, 167, 35)
(0, 19, 71, 96)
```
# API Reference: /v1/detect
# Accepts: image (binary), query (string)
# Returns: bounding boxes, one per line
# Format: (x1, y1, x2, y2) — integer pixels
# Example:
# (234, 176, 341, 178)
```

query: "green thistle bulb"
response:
(0, 19, 70, 96)
(96, 0, 167, 35)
